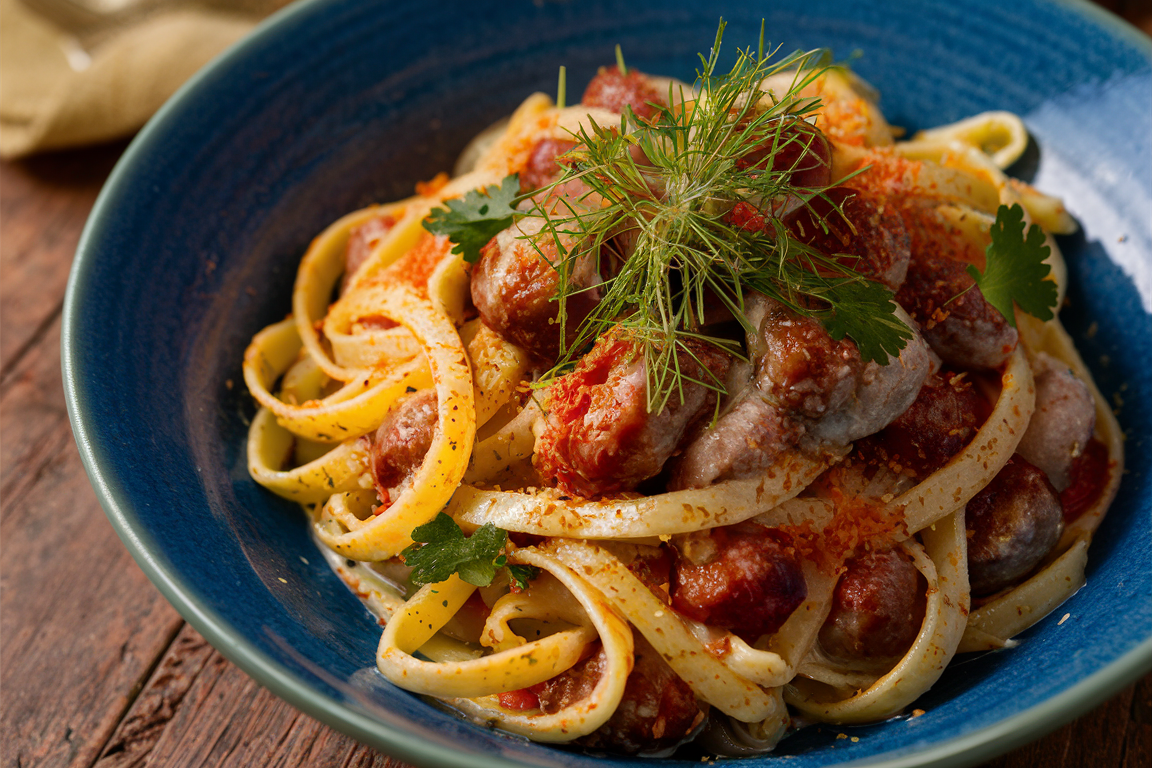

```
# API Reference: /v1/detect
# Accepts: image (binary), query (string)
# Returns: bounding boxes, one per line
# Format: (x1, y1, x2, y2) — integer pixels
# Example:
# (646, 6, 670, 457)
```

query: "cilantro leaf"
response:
(819, 279, 915, 364)
(966, 203, 1057, 328)
(423, 175, 521, 263)
(402, 512, 532, 589)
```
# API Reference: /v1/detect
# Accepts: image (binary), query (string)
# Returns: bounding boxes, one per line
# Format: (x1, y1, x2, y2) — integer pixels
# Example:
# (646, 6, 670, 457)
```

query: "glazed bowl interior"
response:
(63, 1, 1152, 767)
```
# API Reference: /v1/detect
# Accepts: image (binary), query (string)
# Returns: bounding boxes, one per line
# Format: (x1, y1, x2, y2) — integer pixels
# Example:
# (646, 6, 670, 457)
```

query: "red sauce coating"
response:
(1060, 437, 1111, 522)
(535, 331, 729, 497)
(670, 523, 807, 641)
(497, 688, 541, 711)
(582, 65, 666, 120)
(520, 138, 578, 191)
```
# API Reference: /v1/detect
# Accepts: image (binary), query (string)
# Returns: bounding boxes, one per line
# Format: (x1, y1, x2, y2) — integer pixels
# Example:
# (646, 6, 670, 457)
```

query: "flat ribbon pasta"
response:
(313, 285, 475, 561)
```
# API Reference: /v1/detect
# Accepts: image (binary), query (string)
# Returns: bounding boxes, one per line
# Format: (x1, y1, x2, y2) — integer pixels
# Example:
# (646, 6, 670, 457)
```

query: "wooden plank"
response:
(1124, 673, 1151, 768)
(981, 683, 1137, 767)
(92, 625, 406, 768)
(0, 145, 122, 373)
(0, 308, 72, 502)
(0, 315, 185, 768)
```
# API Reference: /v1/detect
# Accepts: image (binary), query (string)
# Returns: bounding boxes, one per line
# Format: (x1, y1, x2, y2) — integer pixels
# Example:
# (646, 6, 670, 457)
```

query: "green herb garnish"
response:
(402, 512, 535, 590)
(425, 22, 917, 411)
(537, 22, 912, 410)
(424, 175, 522, 263)
(967, 203, 1057, 328)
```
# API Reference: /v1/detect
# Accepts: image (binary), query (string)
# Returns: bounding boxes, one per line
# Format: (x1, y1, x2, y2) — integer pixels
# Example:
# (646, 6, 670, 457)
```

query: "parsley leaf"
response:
(506, 564, 536, 592)
(423, 175, 521, 263)
(819, 279, 915, 363)
(966, 203, 1057, 328)
(402, 512, 534, 588)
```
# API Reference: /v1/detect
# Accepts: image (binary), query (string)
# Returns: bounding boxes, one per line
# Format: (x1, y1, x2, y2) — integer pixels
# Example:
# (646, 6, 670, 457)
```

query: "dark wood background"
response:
(3, 2, 1150, 766)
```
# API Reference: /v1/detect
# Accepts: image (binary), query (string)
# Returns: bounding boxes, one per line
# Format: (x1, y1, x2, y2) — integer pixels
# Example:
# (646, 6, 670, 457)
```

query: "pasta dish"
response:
(242, 29, 1122, 756)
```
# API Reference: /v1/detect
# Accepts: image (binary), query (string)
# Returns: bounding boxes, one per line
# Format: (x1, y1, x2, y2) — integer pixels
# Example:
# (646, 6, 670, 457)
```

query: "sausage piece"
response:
(582, 65, 668, 120)
(965, 454, 1064, 596)
(342, 214, 395, 293)
(785, 186, 910, 290)
(534, 330, 730, 497)
(1015, 352, 1096, 491)
(857, 370, 988, 478)
(753, 297, 864, 420)
(669, 296, 930, 489)
(737, 119, 833, 190)
(531, 637, 706, 755)
(818, 547, 927, 665)
(668, 388, 798, 489)
(670, 523, 807, 641)
(896, 247, 1018, 371)
(520, 138, 577, 191)
(370, 390, 437, 504)
(470, 216, 602, 363)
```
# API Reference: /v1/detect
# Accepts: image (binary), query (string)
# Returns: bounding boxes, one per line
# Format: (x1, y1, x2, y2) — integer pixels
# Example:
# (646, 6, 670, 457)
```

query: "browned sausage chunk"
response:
(668, 390, 798, 489)
(785, 186, 910, 290)
(342, 213, 395, 293)
(520, 138, 577, 191)
(896, 249, 1018, 370)
(857, 370, 989, 478)
(470, 216, 602, 362)
(818, 547, 927, 665)
(535, 330, 730, 497)
(738, 119, 833, 190)
(670, 523, 807, 641)
(1016, 352, 1096, 491)
(370, 390, 437, 504)
(966, 455, 1064, 596)
(582, 65, 668, 120)
(754, 298, 864, 419)
(533, 637, 705, 755)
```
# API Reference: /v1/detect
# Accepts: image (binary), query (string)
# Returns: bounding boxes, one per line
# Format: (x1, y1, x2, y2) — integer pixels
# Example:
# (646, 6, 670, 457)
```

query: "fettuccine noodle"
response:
(243, 44, 1122, 756)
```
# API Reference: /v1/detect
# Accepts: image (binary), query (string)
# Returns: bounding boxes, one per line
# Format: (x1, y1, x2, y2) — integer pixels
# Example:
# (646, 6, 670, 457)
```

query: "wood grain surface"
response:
(3, 4, 1151, 767)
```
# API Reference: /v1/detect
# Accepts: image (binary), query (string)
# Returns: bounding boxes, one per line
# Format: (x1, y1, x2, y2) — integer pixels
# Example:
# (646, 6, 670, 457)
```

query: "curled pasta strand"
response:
(460, 320, 530, 430)
(463, 395, 543, 484)
(442, 546, 635, 742)
(291, 202, 414, 381)
(548, 539, 780, 723)
(898, 110, 1029, 169)
(450, 449, 842, 540)
(376, 573, 598, 699)
(712, 560, 839, 687)
(247, 407, 371, 503)
(313, 285, 475, 561)
(1016, 312, 1124, 545)
(958, 537, 1089, 653)
(896, 346, 1034, 535)
(242, 316, 433, 442)
(787, 508, 970, 723)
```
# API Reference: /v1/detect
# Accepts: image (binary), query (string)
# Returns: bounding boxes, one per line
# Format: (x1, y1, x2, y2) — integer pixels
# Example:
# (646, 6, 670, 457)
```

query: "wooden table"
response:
(3, 5, 1151, 766)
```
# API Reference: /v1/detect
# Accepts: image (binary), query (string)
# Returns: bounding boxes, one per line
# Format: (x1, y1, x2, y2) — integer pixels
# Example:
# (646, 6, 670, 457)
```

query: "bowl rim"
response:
(61, 0, 1152, 766)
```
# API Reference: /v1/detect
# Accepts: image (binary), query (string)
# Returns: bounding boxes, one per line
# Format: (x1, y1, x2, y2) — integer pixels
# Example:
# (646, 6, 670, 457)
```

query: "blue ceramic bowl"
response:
(63, 1, 1152, 766)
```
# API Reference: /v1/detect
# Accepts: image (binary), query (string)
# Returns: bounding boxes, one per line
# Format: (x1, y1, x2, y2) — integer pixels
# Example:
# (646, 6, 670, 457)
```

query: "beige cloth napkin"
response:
(0, 0, 288, 158)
